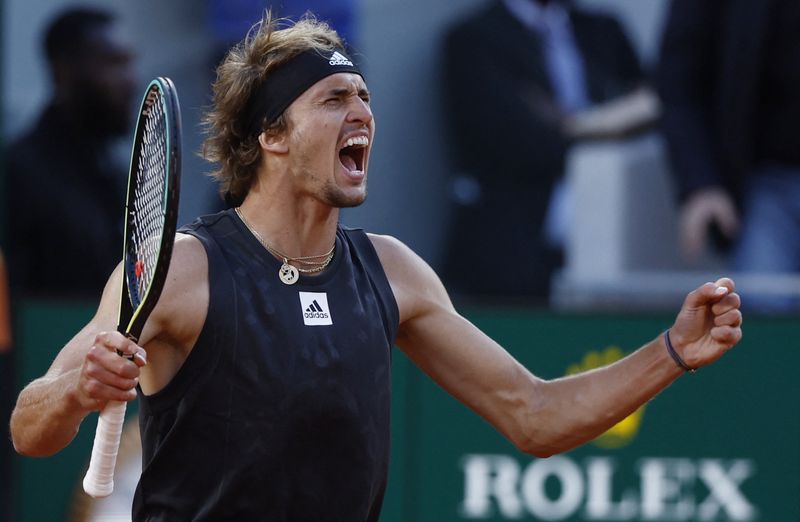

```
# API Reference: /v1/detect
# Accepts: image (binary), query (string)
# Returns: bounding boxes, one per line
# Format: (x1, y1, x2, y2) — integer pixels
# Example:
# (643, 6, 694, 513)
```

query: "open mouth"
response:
(338, 135, 369, 173)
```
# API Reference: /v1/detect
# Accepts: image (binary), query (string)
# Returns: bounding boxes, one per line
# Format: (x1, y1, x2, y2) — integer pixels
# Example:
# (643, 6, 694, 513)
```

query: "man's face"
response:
(279, 72, 374, 208)
(77, 23, 137, 136)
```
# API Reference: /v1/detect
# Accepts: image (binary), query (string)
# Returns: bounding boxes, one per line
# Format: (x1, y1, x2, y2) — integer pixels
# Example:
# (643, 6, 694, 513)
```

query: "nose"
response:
(347, 97, 373, 126)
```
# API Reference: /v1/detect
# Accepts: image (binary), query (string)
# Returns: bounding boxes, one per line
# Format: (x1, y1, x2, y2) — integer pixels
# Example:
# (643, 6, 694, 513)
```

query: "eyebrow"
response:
(326, 87, 370, 98)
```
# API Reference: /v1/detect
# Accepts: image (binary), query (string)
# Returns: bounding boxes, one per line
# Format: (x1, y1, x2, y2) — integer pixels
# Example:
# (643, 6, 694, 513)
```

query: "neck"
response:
(237, 183, 339, 259)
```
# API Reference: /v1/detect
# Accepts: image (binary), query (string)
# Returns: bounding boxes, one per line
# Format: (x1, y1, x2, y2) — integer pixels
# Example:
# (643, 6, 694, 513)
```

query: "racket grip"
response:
(83, 400, 127, 498)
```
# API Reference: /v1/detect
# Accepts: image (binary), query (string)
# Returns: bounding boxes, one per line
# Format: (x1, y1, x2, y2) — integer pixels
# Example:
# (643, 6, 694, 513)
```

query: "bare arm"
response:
(371, 235, 742, 457)
(9, 264, 145, 456)
(10, 233, 207, 456)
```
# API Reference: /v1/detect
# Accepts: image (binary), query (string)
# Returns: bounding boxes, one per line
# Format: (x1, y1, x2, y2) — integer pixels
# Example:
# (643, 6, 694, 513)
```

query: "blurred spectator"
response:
(5, 7, 136, 299)
(440, 0, 655, 301)
(658, 0, 800, 280)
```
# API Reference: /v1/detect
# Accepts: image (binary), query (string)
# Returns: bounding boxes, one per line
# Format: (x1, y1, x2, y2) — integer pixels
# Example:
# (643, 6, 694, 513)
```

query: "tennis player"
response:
(10, 14, 743, 521)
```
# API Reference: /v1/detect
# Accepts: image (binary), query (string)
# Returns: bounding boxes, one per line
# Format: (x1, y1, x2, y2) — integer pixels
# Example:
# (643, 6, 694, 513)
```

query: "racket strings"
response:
(129, 90, 168, 307)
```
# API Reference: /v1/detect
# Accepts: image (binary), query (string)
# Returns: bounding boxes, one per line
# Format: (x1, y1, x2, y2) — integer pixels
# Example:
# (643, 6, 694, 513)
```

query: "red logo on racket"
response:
(135, 260, 144, 278)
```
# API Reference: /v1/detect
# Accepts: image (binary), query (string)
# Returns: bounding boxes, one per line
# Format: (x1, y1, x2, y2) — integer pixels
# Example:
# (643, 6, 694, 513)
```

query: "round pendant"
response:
(279, 262, 299, 285)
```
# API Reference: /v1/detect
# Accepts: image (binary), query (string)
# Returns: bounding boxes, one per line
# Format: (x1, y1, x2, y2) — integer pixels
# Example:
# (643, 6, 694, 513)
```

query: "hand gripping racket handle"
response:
(83, 400, 127, 497)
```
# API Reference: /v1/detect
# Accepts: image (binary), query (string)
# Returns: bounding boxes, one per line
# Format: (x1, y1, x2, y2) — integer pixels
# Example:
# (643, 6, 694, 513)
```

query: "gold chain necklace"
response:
(235, 207, 335, 285)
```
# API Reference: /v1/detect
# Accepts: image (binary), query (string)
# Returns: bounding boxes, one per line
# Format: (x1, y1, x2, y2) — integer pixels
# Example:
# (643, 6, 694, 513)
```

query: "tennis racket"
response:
(83, 77, 182, 498)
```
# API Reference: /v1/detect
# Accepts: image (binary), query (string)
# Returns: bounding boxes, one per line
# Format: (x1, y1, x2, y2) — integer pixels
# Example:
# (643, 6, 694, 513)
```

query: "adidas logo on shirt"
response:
(298, 291, 333, 326)
(305, 300, 324, 314)
(329, 51, 354, 67)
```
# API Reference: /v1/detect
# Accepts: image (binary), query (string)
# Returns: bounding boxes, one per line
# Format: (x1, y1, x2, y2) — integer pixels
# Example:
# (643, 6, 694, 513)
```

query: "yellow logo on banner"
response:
(565, 346, 645, 449)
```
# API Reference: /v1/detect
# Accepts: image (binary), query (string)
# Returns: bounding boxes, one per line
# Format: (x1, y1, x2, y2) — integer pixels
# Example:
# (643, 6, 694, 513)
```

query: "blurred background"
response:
(1, 0, 798, 521)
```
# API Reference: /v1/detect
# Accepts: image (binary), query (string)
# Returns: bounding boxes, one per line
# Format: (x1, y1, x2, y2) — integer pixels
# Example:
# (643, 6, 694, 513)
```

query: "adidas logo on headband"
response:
(329, 51, 354, 66)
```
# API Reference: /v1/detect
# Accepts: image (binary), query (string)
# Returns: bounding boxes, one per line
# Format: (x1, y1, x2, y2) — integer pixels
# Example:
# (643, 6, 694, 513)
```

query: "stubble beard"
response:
(294, 146, 368, 208)
(323, 183, 368, 208)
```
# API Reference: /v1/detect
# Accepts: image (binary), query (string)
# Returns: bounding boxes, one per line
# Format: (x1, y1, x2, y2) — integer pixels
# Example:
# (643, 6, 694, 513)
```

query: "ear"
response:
(258, 131, 289, 154)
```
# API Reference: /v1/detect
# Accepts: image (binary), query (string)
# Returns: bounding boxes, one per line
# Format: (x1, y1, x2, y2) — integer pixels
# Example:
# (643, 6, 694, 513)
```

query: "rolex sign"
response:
(460, 455, 757, 521)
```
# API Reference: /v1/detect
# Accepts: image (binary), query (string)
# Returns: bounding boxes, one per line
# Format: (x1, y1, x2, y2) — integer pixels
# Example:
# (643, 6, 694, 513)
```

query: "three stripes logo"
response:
(306, 299, 328, 317)
(298, 292, 333, 326)
(329, 51, 354, 67)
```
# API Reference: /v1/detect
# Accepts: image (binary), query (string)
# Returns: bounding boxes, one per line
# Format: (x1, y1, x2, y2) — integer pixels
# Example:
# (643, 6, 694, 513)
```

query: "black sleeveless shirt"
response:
(132, 210, 399, 521)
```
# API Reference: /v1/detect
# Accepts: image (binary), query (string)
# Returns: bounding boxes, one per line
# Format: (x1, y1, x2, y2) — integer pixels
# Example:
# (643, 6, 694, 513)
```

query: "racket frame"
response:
(119, 76, 182, 341)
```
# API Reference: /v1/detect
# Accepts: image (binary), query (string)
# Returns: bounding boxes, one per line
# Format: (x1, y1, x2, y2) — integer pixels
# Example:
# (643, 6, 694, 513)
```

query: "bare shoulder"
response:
(367, 233, 455, 323)
(166, 232, 208, 289)
(140, 232, 208, 347)
(367, 233, 417, 272)
(366, 233, 435, 286)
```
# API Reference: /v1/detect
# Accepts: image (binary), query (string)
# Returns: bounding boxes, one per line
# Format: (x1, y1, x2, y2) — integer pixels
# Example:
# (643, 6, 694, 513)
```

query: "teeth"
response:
(343, 136, 369, 149)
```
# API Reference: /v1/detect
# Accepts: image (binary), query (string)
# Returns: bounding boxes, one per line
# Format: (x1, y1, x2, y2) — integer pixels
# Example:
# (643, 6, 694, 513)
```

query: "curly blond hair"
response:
(202, 12, 345, 206)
